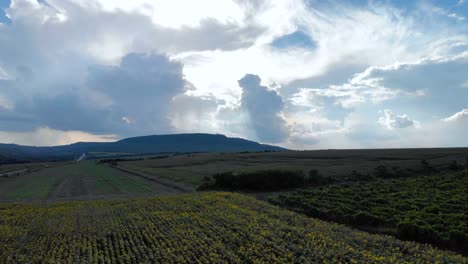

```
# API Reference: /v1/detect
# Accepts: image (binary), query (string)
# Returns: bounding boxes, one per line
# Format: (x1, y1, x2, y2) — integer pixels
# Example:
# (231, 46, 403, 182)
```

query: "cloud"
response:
(82, 52, 188, 135)
(0, 95, 13, 110)
(238, 74, 289, 143)
(285, 51, 468, 147)
(289, 52, 467, 123)
(0, 126, 116, 146)
(121, 116, 133, 124)
(79, 0, 247, 29)
(442, 109, 468, 122)
(271, 30, 315, 49)
(178, 0, 468, 106)
(0, 0, 261, 69)
(0, 0, 467, 148)
(378, 109, 417, 129)
(1, 52, 188, 137)
(170, 94, 223, 134)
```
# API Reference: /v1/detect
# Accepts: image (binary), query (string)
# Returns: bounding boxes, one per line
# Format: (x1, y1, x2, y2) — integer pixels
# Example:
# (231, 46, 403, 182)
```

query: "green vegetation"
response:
(0, 162, 180, 200)
(0, 192, 465, 263)
(270, 170, 468, 254)
(120, 148, 468, 186)
(123, 165, 206, 186)
(1, 149, 467, 261)
(198, 169, 334, 191)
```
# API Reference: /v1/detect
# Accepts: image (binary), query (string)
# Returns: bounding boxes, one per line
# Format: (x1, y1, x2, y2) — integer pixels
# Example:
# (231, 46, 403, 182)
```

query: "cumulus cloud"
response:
(238, 74, 289, 143)
(442, 109, 468, 122)
(0, 0, 467, 148)
(285, 50, 468, 147)
(86, 52, 187, 135)
(81, 0, 247, 29)
(378, 109, 417, 129)
(0, 52, 188, 137)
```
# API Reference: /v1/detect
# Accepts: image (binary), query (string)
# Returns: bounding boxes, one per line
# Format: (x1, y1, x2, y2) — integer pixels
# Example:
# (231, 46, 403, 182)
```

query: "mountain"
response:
(0, 133, 286, 163)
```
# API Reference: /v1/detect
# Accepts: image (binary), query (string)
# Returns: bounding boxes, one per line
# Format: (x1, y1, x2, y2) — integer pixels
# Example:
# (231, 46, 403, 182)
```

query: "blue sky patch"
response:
(0, 0, 10, 25)
(271, 30, 316, 49)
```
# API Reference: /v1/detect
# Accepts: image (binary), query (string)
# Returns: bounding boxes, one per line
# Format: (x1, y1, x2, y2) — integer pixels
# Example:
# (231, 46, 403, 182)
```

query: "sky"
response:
(0, 0, 467, 149)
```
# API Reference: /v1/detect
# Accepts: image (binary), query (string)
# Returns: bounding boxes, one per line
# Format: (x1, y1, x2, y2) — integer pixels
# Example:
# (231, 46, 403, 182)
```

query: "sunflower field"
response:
(0, 192, 466, 263)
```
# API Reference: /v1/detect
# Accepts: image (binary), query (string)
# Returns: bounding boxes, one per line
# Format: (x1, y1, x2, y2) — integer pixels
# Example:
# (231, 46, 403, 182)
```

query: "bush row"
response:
(198, 169, 334, 191)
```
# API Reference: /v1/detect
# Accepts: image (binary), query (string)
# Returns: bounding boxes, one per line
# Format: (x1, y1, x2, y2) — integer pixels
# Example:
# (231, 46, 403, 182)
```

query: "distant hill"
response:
(0, 133, 286, 163)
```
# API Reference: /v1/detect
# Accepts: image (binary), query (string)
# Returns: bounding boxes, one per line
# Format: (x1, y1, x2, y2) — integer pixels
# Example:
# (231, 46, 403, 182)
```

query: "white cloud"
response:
(73, 0, 246, 29)
(170, 94, 222, 134)
(177, 0, 466, 105)
(0, 0, 467, 148)
(463, 80, 468, 88)
(291, 52, 467, 116)
(0, 95, 14, 110)
(0, 127, 116, 146)
(442, 109, 468, 122)
(0, 67, 10, 80)
(378, 109, 417, 129)
(121, 116, 134, 124)
(430, 5, 466, 21)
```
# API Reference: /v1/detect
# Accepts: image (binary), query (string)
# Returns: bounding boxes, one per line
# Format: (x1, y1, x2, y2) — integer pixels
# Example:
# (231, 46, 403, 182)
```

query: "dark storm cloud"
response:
(0, 52, 188, 136)
(86, 52, 187, 135)
(239, 74, 289, 143)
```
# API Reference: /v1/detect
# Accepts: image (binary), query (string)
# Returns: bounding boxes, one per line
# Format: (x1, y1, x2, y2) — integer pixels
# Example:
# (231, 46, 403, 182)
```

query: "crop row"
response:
(0, 192, 466, 263)
(270, 170, 468, 254)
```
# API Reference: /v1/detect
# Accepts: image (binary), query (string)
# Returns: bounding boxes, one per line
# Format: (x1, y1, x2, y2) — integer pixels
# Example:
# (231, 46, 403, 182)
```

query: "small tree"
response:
(420, 159, 431, 173)
(308, 169, 334, 186)
(374, 165, 392, 178)
(449, 160, 460, 171)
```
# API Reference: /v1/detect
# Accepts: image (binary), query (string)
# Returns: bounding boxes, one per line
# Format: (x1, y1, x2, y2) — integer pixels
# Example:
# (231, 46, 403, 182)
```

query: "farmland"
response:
(0, 192, 466, 263)
(0, 161, 182, 201)
(119, 148, 468, 187)
(0, 148, 467, 262)
(270, 170, 468, 254)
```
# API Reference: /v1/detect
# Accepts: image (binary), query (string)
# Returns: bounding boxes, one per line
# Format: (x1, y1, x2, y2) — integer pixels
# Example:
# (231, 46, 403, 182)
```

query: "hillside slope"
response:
(0, 133, 286, 163)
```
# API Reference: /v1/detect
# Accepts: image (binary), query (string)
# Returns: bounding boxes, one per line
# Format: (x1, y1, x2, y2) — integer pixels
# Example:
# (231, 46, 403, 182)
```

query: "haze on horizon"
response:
(0, 0, 467, 149)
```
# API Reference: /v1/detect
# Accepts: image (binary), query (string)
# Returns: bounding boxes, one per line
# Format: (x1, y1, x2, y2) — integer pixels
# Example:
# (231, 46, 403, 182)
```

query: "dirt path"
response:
(112, 166, 193, 193)
(0, 169, 28, 177)
(46, 176, 68, 200)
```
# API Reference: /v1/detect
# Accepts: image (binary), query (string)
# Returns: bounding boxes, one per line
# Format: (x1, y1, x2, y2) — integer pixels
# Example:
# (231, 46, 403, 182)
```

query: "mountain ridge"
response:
(0, 133, 286, 163)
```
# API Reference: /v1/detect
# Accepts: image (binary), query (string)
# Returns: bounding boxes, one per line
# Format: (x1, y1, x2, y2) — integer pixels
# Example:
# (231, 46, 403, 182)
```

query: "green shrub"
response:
(202, 170, 307, 191)
(274, 170, 468, 254)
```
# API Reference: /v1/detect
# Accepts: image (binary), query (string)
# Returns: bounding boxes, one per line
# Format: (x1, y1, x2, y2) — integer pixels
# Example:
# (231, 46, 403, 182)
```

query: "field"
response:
(0, 161, 65, 175)
(1, 148, 467, 262)
(270, 170, 468, 254)
(119, 148, 468, 187)
(0, 161, 183, 201)
(0, 192, 466, 263)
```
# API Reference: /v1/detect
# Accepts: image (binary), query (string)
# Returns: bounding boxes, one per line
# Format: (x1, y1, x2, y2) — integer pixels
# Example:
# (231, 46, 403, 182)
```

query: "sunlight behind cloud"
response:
(0, 0, 466, 148)
(81, 0, 245, 28)
(0, 127, 117, 146)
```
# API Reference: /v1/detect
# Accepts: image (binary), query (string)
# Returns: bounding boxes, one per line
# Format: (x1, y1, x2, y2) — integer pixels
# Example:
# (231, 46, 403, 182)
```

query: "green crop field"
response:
(0, 192, 465, 263)
(270, 170, 468, 254)
(120, 148, 468, 187)
(1, 149, 467, 262)
(0, 161, 65, 174)
(0, 162, 181, 201)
